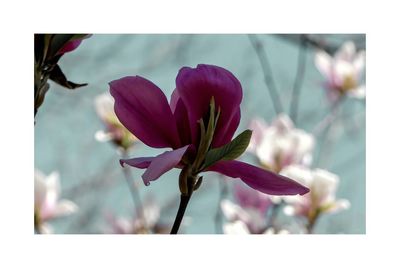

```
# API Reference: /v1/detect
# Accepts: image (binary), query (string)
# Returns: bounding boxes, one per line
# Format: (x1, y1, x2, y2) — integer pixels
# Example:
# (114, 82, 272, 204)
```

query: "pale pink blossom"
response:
(34, 170, 77, 234)
(95, 93, 138, 151)
(221, 200, 267, 234)
(280, 165, 350, 220)
(315, 41, 365, 101)
(247, 114, 315, 173)
(105, 197, 169, 234)
(223, 220, 289, 235)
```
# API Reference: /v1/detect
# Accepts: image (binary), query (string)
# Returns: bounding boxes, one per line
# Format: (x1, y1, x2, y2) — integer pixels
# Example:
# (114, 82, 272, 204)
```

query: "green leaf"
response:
(49, 64, 88, 89)
(202, 129, 252, 170)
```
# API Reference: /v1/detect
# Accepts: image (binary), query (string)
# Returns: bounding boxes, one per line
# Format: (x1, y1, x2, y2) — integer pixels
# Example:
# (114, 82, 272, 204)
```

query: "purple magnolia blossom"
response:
(109, 64, 309, 196)
(57, 35, 91, 55)
(57, 39, 83, 55)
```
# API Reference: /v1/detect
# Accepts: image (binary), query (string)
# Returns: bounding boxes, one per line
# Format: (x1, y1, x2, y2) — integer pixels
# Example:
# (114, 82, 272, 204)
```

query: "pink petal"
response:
(120, 157, 154, 169)
(247, 117, 268, 153)
(208, 160, 309, 196)
(142, 145, 190, 185)
(110, 76, 181, 149)
(176, 64, 243, 147)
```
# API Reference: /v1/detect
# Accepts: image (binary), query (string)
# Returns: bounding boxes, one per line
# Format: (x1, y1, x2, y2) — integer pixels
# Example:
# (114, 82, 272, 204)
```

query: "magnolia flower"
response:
(221, 200, 289, 234)
(34, 34, 90, 118)
(221, 184, 280, 234)
(223, 221, 289, 234)
(280, 165, 350, 230)
(34, 170, 77, 234)
(221, 200, 267, 234)
(110, 64, 309, 196)
(315, 41, 365, 101)
(247, 114, 315, 173)
(233, 183, 273, 216)
(95, 93, 138, 151)
(105, 197, 169, 234)
(57, 39, 84, 55)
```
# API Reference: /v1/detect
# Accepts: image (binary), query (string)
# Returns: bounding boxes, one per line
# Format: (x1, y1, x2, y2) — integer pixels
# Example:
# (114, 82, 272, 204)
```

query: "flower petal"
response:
(208, 160, 309, 196)
(315, 50, 333, 80)
(176, 64, 243, 147)
(142, 145, 190, 185)
(120, 157, 154, 169)
(34, 170, 47, 210)
(335, 41, 356, 61)
(58, 39, 82, 55)
(348, 85, 366, 99)
(95, 93, 115, 121)
(354, 50, 366, 76)
(223, 221, 250, 234)
(247, 117, 269, 153)
(215, 108, 241, 147)
(53, 200, 78, 217)
(110, 76, 181, 149)
(170, 89, 192, 145)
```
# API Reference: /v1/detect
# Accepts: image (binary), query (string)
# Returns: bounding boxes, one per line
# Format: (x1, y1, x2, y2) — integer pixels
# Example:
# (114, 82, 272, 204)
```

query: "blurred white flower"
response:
(95, 93, 138, 150)
(315, 41, 365, 101)
(280, 165, 350, 221)
(247, 114, 315, 173)
(105, 196, 169, 234)
(223, 220, 289, 235)
(221, 199, 268, 234)
(223, 221, 251, 234)
(34, 170, 77, 234)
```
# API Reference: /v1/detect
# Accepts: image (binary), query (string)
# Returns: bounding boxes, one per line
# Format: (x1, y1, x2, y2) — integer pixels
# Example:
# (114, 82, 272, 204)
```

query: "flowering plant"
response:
(315, 41, 365, 101)
(34, 170, 77, 234)
(95, 93, 138, 151)
(247, 114, 314, 173)
(34, 34, 90, 117)
(280, 165, 350, 233)
(110, 64, 309, 233)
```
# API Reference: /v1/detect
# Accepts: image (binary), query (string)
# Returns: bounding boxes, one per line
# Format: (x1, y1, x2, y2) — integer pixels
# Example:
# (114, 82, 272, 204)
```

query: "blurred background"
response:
(34, 34, 365, 234)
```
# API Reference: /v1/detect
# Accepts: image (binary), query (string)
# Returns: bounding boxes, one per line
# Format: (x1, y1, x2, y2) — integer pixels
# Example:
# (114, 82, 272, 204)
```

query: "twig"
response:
(277, 34, 365, 56)
(289, 35, 307, 124)
(248, 34, 283, 115)
(312, 97, 344, 136)
(314, 97, 344, 168)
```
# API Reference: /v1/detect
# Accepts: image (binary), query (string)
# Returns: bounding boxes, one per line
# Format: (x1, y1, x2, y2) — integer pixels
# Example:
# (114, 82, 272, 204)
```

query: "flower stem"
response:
(306, 210, 320, 234)
(170, 194, 192, 234)
(266, 202, 283, 229)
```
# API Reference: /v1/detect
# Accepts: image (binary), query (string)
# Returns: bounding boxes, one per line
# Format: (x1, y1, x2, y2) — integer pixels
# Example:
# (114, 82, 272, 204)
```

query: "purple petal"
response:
(214, 108, 241, 147)
(176, 64, 243, 147)
(120, 157, 154, 169)
(169, 88, 180, 113)
(207, 160, 309, 196)
(170, 89, 192, 145)
(58, 39, 83, 55)
(142, 145, 190, 185)
(110, 76, 181, 149)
